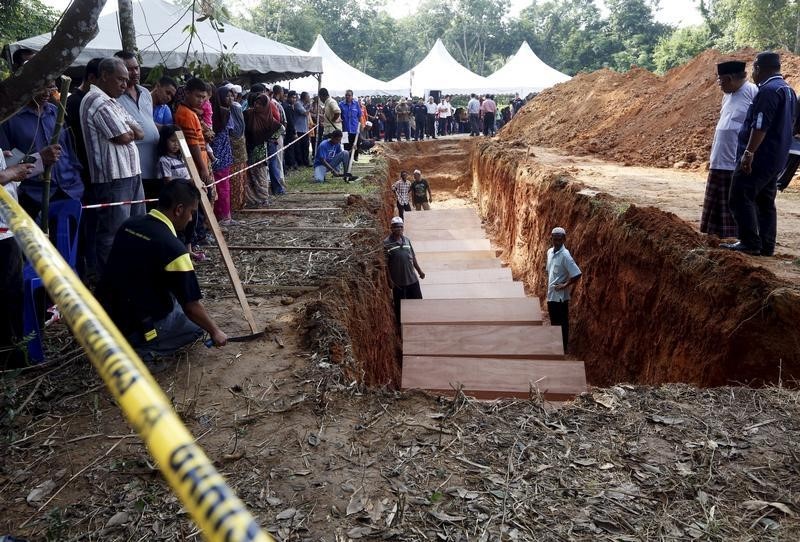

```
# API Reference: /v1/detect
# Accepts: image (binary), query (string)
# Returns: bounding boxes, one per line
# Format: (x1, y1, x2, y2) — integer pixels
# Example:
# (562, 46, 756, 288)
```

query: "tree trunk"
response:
(118, 0, 137, 52)
(0, 0, 107, 123)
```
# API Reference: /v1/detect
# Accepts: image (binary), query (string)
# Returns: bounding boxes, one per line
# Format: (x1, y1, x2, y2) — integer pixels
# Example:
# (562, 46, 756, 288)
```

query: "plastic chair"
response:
(22, 199, 82, 363)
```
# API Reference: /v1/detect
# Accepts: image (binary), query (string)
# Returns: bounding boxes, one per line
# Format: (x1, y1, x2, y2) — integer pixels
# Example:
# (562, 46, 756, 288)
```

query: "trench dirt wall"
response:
(472, 142, 800, 386)
(302, 161, 401, 387)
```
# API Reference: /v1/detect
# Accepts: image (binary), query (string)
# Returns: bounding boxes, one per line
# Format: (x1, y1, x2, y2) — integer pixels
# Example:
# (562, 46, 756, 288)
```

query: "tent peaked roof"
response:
(7, 0, 321, 79)
(279, 35, 404, 96)
(386, 38, 490, 97)
(485, 41, 570, 94)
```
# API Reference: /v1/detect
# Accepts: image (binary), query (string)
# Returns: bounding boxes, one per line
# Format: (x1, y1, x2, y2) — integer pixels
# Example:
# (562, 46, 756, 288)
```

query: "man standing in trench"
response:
(384, 216, 425, 324)
(546, 227, 581, 353)
(722, 51, 797, 256)
(700, 60, 758, 239)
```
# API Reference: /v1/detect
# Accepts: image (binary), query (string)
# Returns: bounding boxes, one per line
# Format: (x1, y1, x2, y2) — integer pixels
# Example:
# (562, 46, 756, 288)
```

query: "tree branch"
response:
(0, 0, 107, 123)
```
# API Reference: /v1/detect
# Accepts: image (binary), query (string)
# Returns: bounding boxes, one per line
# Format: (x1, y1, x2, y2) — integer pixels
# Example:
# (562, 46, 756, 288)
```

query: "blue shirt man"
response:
(724, 52, 798, 257)
(313, 130, 355, 183)
(0, 100, 84, 216)
(338, 92, 362, 135)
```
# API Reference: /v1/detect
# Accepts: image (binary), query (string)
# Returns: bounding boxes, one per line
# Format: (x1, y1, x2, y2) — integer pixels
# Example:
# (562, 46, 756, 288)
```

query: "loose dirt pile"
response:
(501, 48, 800, 169)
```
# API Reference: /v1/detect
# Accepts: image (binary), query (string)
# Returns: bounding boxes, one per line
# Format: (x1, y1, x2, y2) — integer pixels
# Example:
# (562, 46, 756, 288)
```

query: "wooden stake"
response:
(176, 131, 258, 334)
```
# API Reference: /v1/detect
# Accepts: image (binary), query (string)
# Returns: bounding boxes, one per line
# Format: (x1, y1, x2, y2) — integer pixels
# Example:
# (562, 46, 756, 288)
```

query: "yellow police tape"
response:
(0, 189, 273, 542)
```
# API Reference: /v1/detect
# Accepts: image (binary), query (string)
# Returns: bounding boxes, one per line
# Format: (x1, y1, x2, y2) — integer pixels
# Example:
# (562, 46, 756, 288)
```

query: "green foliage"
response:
(0, 0, 59, 77)
(653, 25, 711, 73)
(0, 0, 59, 45)
(698, 0, 800, 53)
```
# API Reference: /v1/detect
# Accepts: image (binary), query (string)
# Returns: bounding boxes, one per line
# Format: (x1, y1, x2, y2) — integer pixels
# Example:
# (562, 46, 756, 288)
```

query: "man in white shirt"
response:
(436, 99, 449, 137)
(0, 151, 36, 367)
(467, 93, 481, 136)
(425, 96, 438, 139)
(701, 61, 758, 239)
(546, 227, 582, 353)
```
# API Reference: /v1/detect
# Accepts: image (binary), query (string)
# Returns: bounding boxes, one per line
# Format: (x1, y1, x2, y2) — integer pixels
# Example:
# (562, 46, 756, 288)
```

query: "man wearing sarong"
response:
(700, 60, 757, 238)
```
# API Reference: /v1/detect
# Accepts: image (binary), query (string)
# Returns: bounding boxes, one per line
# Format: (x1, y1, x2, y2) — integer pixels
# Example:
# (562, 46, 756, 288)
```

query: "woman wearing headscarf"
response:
(210, 84, 235, 224)
(227, 85, 248, 211)
(244, 91, 277, 206)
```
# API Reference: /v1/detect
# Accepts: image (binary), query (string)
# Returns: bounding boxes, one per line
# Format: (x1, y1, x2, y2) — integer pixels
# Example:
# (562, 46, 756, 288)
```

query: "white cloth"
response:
(546, 246, 581, 302)
(425, 102, 437, 114)
(709, 81, 758, 171)
(437, 102, 449, 117)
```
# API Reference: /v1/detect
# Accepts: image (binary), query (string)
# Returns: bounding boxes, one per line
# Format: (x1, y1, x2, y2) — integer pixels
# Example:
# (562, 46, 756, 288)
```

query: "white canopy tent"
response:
(277, 35, 404, 97)
(386, 39, 491, 97)
(485, 42, 571, 95)
(6, 0, 321, 80)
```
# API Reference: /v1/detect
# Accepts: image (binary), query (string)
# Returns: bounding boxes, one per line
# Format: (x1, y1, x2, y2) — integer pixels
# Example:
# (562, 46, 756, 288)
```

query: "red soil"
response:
(500, 48, 800, 170)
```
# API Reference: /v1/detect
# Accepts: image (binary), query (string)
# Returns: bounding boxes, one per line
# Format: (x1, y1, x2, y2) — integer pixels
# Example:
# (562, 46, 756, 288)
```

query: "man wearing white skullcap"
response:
(384, 216, 425, 324)
(546, 226, 581, 352)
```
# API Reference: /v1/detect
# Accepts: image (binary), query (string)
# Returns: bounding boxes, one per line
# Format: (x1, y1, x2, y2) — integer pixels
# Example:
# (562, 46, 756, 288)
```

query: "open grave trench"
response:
(382, 137, 800, 389)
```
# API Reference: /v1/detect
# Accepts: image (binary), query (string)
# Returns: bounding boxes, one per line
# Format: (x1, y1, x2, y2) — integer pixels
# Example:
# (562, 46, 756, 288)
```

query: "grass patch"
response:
(284, 163, 380, 196)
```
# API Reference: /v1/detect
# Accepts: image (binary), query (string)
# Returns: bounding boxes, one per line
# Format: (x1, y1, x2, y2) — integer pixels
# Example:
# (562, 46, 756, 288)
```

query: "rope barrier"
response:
(0, 189, 273, 542)
(81, 127, 317, 210)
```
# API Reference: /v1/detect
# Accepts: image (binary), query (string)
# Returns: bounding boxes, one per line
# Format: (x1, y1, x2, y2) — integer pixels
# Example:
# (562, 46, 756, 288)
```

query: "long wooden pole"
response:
(40, 75, 71, 235)
(176, 131, 258, 334)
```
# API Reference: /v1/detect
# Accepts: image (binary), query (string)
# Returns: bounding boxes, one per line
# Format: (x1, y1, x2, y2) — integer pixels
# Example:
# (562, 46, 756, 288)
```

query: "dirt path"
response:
(533, 147, 800, 282)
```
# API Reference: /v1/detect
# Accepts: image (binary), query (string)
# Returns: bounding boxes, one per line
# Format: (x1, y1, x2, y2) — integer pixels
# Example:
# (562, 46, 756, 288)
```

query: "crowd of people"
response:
(0, 45, 532, 367)
(356, 92, 526, 142)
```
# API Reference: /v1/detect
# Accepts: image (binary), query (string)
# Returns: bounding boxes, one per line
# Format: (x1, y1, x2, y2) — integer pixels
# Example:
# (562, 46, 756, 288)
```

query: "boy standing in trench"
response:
(546, 227, 582, 352)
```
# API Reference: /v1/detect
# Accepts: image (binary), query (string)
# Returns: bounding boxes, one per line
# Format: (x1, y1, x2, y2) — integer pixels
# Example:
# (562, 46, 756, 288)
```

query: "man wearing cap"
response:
(701, 60, 758, 239)
(384, 216, 425, 323)
(546, 227, 581, 352)
(722, 52, 797, 256)
(410, 169, 432, 211)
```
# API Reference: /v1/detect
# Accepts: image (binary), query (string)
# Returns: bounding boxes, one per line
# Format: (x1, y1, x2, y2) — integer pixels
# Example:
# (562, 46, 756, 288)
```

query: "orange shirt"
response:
(175, 104, 209, 169)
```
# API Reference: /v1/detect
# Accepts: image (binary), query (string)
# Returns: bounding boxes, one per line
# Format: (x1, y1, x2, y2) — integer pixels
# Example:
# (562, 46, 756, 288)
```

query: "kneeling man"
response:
(313, 130, 357, 183)
(98, 180, 227, 361)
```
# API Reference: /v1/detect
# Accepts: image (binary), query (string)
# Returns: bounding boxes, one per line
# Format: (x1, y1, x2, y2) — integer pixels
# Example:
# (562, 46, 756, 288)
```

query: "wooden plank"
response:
(401, 298, 542, 325)
(418, 267, 513, 285)
(401, 356, 586, 400)
(413, 239, 492, 253)
(423, 258, 503, 271)
(227, 245, 347, 251)
(177, 131, 258, 334)
(416, 250, 496, 262)
(409, 228, 486, 241)
(421, 282, 526, 299)
(403, 325, 564, 359)
(237, 207, 341, 213)
(404, 215, 482, 226)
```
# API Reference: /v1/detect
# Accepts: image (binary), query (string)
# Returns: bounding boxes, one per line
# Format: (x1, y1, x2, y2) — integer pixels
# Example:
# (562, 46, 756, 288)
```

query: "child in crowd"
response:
(156, 125, 207, 261)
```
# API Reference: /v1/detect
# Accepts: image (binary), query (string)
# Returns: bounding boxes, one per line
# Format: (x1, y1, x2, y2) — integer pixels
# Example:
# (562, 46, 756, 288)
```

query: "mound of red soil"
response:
(500, 48, 800, 169)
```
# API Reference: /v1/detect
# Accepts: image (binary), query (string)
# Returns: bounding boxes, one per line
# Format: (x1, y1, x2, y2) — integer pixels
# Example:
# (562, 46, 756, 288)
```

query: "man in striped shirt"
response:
(80, 57, 145, 278)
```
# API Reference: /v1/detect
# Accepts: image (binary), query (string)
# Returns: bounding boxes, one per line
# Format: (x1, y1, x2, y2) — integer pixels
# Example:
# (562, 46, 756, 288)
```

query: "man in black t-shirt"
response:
(410, 169, 432, 211)
(98, 180, 227, 361)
